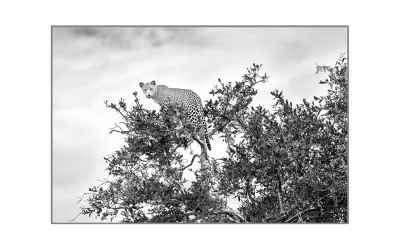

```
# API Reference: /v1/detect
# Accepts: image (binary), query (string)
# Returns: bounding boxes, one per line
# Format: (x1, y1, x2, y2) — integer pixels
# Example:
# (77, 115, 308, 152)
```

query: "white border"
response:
(2, 0, 399, 249)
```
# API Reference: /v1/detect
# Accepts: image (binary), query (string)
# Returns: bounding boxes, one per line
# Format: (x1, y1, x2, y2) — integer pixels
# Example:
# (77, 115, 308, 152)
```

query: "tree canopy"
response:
(77, 55, 348, 223)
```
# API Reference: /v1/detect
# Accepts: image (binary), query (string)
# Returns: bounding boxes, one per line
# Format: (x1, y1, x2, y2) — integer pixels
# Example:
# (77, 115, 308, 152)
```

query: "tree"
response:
(76, 55, 348, 223)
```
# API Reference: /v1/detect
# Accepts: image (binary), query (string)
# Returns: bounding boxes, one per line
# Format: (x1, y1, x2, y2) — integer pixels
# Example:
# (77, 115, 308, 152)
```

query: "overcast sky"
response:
(52, 26, 347, 223)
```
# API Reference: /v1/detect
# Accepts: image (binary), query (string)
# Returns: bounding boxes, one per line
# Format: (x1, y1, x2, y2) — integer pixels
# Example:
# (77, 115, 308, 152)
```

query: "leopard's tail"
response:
(202, 118, 211, 151)
(205, 134, 211, 151)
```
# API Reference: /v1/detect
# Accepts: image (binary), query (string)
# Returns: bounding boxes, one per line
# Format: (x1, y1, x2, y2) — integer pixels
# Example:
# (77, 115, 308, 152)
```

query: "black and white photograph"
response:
(52, 26, 348, 223)
(3, 0, 400, 249)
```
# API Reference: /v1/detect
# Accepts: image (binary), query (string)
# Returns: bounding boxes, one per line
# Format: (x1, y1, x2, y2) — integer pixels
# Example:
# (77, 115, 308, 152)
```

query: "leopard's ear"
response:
(139, 82, 144, 88)
(151, 80, 156, 85)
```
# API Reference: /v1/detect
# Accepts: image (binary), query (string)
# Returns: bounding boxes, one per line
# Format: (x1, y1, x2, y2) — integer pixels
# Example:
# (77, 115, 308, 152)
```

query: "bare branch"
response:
(192, 135, 205, 148)
(69, 211, 83, 222)
(184, 206, 247, 223)
(110, 123, 130, 134)
(76, 192, 91, 205)
(179, 154, 200, 171)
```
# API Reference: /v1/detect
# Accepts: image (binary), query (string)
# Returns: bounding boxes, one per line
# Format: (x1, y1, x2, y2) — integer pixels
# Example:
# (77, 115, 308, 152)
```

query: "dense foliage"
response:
(77, 55, 348, 223)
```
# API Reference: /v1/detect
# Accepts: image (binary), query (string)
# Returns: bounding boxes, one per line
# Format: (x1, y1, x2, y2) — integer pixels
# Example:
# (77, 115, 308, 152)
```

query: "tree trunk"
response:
(272, 157, 284, 214)
(276, 171, 284, 214)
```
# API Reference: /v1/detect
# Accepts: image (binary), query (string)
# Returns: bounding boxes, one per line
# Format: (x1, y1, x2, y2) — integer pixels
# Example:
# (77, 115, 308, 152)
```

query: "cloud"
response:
(67, 27, 202, 49)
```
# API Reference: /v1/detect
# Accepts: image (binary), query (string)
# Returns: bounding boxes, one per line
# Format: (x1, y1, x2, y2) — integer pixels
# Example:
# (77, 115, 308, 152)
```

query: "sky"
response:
(52, 26, 347, 223)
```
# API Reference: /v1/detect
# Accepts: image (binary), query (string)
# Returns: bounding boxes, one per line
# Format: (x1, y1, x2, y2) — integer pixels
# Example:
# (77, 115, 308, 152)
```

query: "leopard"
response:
(139, 80, 211, 151)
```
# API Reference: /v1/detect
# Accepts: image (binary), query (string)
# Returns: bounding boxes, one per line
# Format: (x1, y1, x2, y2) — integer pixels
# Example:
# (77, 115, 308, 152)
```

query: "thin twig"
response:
(180, 154, 200, 171)
(76, 192, 91, 204)
(69, 211, 83, 222)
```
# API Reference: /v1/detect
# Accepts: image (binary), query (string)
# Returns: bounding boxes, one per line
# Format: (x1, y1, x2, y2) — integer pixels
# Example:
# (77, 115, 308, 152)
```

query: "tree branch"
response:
(179, 154, 200, 171)
(186, 207, 247, 223)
